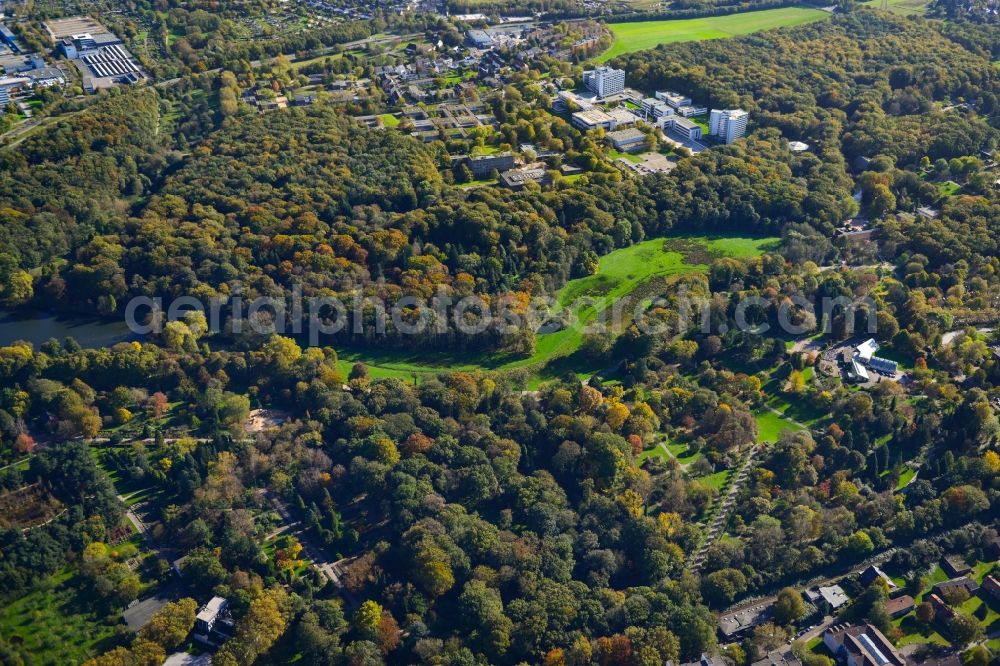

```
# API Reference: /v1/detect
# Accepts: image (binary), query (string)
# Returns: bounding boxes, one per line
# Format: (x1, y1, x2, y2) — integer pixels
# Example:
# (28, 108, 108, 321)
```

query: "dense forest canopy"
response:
(1, 6, 1000, 666)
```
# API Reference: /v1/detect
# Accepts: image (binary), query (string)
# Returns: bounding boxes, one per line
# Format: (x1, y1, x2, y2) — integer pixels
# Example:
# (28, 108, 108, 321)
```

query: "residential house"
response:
(931, 576, 978, 599)
(928, 593, 955, 624)
(980, 575, 1000, 601)
(885, 595, 915, 619)
(940, 556, 972, 578)
(805, 585, 850, 613)
(859, 565, 899, 596)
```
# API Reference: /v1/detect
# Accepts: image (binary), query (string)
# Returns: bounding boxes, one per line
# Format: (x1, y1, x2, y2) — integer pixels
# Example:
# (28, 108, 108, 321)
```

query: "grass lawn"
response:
(689, 114, 710, 134)
(893, 615, 950, 647)
(937, 180, 961, 197)
(764, 390, 826, 428)
(666, 440, 702, 465)
(609, 149, 644, 163)
(336, 234, 777, 385)
(637, 443, 671, 464)
(698, 469, 731, 491)
(755, 409, 805, 443)
(895, 467, 917, 490)
(471, 144, 500, 156)
(596, 7, 828, 61)
(378, 113, 400, 128)
(0, 571, 121, 663)
(637, 439, 702, 465)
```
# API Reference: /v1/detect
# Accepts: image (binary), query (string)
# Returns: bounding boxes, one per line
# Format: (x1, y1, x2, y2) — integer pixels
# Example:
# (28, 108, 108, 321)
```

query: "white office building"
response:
(640, 97, 673, 119)
(582, 66, 625, 98)
(709, 108, 749, 144)
(655, 91, 691, 108)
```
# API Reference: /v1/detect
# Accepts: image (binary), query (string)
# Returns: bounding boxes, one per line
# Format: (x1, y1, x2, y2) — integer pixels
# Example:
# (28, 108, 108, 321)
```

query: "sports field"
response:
(596, 7, 828, 62)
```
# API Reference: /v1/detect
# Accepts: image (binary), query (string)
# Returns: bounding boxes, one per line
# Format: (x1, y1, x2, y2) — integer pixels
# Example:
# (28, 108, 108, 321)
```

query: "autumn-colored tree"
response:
(139, 598, 197, 650)
(214, 588, 288, 666)
(13, 432, 35, 454)
(376, 609, 400, 654)
(353, 600, 384, 641)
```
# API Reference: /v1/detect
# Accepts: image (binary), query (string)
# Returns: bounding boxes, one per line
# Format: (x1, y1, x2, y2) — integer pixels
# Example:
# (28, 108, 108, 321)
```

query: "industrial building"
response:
(46, 17, 146, 91)
(466, 29, 493, 48)
(79, 43, 142, 81)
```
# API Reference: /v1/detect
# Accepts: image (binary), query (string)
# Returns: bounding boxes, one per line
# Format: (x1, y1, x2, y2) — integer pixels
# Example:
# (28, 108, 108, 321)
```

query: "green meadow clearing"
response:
(337, 235, 778, 385)
(596, 7, 829, 62)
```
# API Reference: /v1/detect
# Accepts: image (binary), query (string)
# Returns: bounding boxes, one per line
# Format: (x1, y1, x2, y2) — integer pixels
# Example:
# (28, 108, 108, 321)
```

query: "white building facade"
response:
(583, 66, 625, 98)
(709, 108, 749, 144)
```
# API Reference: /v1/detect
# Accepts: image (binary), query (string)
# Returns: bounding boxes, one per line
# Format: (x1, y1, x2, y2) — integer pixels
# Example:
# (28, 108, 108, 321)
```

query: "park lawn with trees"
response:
(336, 235, 777, 385)
(596, 7, 828, 61)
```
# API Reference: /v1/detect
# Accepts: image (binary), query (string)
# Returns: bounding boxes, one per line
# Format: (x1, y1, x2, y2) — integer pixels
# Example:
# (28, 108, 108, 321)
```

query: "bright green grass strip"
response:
(596, 7, 828, 62)
(895, 467, 916, 490)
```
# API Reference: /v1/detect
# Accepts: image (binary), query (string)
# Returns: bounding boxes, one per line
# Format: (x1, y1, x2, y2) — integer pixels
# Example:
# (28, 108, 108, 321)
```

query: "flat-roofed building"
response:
(0, 75, 29, 104)
(718, 603, 770, 641)
(500, 163, 550, 190)
(606, 127, 646, 152)
(665, 116, 702, 142)
(572, 109, 616, 131)
(607, 106, 640, 127)
(752, 649, 802, 666)
(656, 90, 691, 108)
(466, 152, 515, 177)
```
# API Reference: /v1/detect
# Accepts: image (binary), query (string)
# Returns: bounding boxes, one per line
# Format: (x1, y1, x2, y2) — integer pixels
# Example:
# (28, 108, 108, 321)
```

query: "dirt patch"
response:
(245, 408, 289, 434)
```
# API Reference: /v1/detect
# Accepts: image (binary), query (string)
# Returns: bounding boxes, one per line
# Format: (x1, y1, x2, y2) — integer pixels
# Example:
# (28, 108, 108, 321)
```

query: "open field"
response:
(0, 571, 119, 664)
(337, 235, 777, 385)
(862, 0, 931, 15)
(596, 7, 828, 62)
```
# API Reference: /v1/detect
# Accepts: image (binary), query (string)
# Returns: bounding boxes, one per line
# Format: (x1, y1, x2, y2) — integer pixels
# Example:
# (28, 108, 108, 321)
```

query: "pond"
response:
(0, 309, 140, 349)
